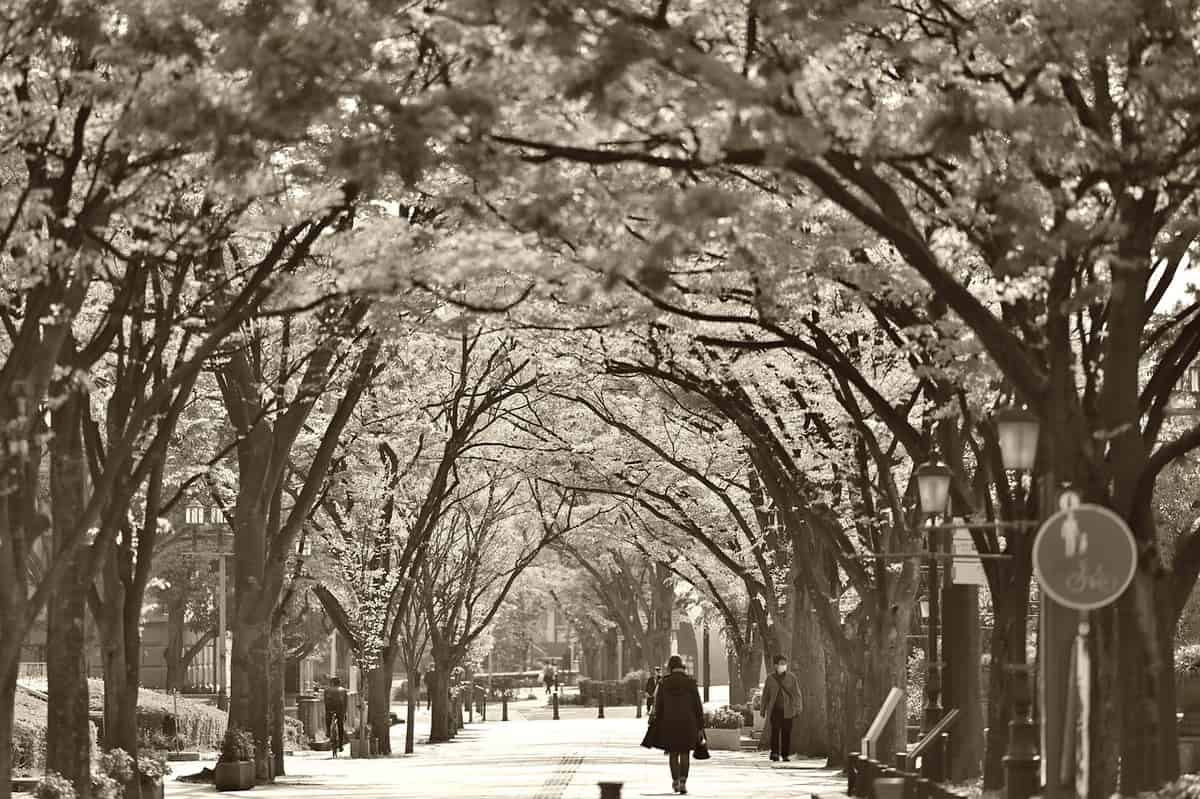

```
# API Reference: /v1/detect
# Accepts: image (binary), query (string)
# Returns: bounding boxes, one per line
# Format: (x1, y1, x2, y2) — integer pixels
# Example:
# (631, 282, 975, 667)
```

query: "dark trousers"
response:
(668, 750, 691, 780)
(770, 706, 792, 756)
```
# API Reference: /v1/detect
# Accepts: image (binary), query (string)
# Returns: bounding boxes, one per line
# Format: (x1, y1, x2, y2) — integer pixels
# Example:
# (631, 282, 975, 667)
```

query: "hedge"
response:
(84, 680, 228, 753)
(13, 687, 48, 775)
(575, 678, 641, 706)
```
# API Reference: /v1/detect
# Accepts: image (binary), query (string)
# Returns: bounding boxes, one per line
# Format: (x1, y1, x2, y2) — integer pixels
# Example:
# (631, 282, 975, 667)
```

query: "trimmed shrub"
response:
(34, 772, 76, 799)
(81, 680, 226, 753)
(1148, 773, 1200, 799)
(284, 715, 308, 750)
(1177, 644, 1200, 675)
(219, 728, 255, 763)
(14, 687, 48, 775)
(703, 707, 745, 730)
(727, 704, 754, 726)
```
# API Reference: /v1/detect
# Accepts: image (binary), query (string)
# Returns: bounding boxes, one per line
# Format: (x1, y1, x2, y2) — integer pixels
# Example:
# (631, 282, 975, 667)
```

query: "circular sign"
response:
(1032, 503, 1137, 611)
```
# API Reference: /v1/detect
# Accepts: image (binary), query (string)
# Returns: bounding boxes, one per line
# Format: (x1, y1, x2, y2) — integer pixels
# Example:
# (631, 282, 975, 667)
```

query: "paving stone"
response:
(164, 714, 844, 799)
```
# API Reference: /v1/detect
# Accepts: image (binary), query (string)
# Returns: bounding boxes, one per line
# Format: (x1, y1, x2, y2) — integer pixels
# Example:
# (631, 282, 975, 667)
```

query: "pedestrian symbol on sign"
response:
(1033, 500, 1136, 612)
(1059, 509, 1087, 558)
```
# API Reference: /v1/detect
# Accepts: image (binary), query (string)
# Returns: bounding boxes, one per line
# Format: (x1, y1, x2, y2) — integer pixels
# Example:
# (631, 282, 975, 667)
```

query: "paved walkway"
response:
(166, 705, 843, 799)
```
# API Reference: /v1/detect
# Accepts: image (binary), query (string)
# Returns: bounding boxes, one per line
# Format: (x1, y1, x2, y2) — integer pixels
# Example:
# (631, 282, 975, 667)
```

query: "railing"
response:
(860, 687, 904, 761)
(909, 708, 960, 780)
(17, 662, 46, 680)
(848, 707, 965, 799)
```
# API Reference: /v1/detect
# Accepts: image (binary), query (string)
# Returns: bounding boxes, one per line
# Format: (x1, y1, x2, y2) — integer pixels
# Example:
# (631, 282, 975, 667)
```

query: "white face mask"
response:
(776, 665, 787, 674)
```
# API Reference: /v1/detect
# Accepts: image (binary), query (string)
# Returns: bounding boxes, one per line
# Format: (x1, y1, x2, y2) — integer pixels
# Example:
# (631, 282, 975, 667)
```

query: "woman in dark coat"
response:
(651, 655, 706, 795)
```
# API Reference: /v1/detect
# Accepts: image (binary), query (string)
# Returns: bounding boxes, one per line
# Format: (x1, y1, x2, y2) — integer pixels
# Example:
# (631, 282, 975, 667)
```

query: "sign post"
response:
(1032, 494, 1136, 799)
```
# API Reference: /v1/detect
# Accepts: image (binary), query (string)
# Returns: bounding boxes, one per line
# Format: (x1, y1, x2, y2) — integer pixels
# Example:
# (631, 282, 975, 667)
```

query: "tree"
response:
(421, 477, 604, 741)
(425, 2, 1200, 786)
(311, 328, 540, 753)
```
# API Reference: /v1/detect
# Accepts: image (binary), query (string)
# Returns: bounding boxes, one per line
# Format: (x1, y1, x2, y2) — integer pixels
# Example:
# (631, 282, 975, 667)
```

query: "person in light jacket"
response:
(652, 655, 706, 795)
(759, 654, 803, 761)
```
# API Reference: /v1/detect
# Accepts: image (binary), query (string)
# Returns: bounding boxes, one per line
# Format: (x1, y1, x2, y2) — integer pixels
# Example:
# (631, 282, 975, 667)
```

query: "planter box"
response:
(706, 728, 741, 751)
(350, 740, 370, 758)
(214, 761, 255, 791)
(140, 777, 164, 799)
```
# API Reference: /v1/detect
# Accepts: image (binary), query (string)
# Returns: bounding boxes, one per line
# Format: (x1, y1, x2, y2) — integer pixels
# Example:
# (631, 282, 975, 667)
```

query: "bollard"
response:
(502, 695, 509, 722)
(552, 692, 560, 720)
(598, 781, 622, 799)
(598, 688, 605, 719)
(874, 777, 906, 799)
(862, 760, 877, 799)
(636, 699, 642, 719)
(1002, 664, 1039, 799)
(847, 752, 860, 796)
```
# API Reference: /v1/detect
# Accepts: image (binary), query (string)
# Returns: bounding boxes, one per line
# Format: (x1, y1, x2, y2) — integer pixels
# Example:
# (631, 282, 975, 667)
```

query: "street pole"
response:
(1040, 477, 1074, 799)
(217, 553, 228, 711)
(923, 515, 943, 735)
(702, 625, 711, 703)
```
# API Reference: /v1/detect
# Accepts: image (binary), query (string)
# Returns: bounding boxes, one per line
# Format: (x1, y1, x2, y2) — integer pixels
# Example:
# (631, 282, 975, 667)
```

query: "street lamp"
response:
(994, 407, 1040, 472)
(914, 461, 951, 738)
(915, 461, 952, 517)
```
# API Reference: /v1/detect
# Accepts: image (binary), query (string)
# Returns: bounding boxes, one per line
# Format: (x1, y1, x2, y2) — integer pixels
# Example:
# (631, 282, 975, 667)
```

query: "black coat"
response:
(651, 672, 704, 753)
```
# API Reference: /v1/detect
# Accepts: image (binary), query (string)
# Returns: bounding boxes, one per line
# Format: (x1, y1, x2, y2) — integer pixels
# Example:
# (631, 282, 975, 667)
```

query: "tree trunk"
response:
(1117, 567, 1179, 795)
(270, 625, 285, 778)
(47, 393, 92, 799)
(981, 560, 1032, 791)
(1, 655, 17, 799)
(428, 667, 451, 742)
(742, 646, 762, 702)
(650, 565, 674, 666)
(405, 668, 418, 754)
(727, 650, 745, 705)
(367, 646, 397, 755)
(98, 574, 140, 762)
(230, 606, 273, 783)
(825, 644, 849, 768)
(793, 587, 829, 756)
(942, 584, 983, 781)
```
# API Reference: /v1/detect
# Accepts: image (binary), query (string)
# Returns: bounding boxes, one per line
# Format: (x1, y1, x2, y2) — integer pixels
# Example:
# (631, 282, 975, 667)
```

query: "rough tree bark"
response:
(270, 626, 285, 778)
(981, 579, 1030, 791)
(404, 667, 418, 754)
(793, 586, 829, 756)
(427, 663, 452, 742)
(46, 392, 92, 799)
(366, 646, 398, 755)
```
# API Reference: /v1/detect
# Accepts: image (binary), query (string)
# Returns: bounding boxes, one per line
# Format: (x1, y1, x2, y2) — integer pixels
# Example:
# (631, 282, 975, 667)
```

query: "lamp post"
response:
(992, 406, 1043, 799)
(915, 461, 952, 739)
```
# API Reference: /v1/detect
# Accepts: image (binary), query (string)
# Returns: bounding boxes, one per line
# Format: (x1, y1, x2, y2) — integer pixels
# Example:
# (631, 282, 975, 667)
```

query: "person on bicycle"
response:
(324, 675, 349, 757)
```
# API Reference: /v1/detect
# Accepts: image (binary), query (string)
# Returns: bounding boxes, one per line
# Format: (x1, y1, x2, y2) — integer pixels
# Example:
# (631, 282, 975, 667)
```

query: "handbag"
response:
(693, 733, 710, 760)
